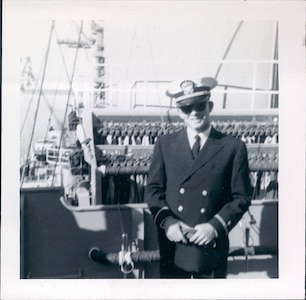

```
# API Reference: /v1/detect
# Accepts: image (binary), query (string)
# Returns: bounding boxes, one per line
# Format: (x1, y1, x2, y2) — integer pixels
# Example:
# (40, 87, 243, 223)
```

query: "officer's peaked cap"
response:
(166, 77, 217, 107)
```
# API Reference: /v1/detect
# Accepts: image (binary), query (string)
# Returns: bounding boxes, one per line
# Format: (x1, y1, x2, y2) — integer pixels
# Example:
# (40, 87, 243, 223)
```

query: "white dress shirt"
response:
(186, 126, 212, 150)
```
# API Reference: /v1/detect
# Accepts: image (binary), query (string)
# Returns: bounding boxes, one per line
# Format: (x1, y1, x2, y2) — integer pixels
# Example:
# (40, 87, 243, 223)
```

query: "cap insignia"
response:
(180, 80, 195, 95)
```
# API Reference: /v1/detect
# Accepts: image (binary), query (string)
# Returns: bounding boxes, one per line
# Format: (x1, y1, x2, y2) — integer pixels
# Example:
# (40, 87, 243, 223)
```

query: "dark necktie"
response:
(192, 135, 201, 159)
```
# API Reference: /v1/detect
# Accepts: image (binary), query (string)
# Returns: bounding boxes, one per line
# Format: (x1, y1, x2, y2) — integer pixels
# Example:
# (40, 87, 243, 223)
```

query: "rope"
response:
(111, 163, 126, 235)
(117, 198, 125, 235)
(20, 21, 55, 188)
(90, 249, 160, 264)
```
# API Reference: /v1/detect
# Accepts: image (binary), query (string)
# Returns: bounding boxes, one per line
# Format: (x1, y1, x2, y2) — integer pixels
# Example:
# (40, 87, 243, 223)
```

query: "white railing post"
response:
(251, 61, 258, 109)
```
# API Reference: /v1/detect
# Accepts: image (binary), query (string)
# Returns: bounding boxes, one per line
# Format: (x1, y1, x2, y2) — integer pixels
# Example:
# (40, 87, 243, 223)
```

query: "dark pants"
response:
(158, 230, 228, 279)
(160, 258, 227, 279)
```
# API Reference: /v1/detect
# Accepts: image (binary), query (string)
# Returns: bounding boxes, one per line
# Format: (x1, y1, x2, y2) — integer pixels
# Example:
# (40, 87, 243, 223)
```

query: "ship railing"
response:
(128, 60, 279, 110)
(21, 164, 64, 187)
(72, 59, 278, 111)
(46, 148, 74, 166)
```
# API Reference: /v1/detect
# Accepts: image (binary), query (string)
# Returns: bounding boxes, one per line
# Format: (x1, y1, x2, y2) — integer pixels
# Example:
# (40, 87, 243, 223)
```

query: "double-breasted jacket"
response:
(145, 127, 251, 273)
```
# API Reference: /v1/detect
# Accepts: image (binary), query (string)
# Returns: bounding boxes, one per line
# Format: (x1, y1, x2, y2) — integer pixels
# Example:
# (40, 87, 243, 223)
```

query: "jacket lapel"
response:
(181, 127, 224, 183)
(170, 129, 194, 175)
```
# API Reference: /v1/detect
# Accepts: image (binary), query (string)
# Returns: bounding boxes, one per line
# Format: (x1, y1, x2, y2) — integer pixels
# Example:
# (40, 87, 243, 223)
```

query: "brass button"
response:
(178, 205, 184, 212)
(200, 208, 206, 214)
(179, 188, 185, 194)
(202, 190, 208, 196)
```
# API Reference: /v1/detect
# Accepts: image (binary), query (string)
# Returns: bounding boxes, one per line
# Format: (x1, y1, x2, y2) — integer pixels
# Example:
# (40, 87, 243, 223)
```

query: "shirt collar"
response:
(186, 125, 212, 148)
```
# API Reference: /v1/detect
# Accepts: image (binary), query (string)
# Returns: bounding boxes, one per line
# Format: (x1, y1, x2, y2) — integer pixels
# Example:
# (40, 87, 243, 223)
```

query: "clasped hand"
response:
(163, 217, 216, 246)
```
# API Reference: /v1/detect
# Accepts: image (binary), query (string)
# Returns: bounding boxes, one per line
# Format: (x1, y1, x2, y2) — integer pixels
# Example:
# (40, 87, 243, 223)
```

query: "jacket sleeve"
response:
(209, 141, 251, 236)
(145, 137, 174, 228)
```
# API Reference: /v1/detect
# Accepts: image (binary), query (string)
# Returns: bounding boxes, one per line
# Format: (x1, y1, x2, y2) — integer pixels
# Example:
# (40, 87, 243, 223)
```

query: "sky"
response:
(19, 19, 277, 87)
(17, 18, 278, 114)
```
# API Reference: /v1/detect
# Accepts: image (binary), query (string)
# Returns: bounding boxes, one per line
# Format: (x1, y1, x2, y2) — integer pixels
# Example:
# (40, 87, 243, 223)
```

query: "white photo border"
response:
(2, 1, 305, 299)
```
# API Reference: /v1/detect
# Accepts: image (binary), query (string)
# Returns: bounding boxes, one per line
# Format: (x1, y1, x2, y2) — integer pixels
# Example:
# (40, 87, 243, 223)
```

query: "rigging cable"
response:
(20, 21, 55, 188)
(41, 23, 75, 142)
(20, 54, 45, 136)
(146, 21, 164, 125)
(113, 19, 133, 237)
(54, 24, 79, 109)
(74, 21, 95, 64)
(50, 21, 84, 187)
(37, 23, 75, 167)
(41, 92, 63, 127)
(53, 22, 91, 151)
(214, 20, 243, 79)
(112, 21, 139, 244)
(124, 21, 138, 108)
(213, 21, 254, 109)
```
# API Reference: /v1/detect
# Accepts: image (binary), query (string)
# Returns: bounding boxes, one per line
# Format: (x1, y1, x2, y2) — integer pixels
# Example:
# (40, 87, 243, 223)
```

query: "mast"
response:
(73, 22, 105, 205)
(91, 21, 105, 107)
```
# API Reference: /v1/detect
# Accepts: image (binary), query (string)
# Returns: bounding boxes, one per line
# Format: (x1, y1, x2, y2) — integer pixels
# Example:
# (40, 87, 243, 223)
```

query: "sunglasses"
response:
(179, 102, 208, 114)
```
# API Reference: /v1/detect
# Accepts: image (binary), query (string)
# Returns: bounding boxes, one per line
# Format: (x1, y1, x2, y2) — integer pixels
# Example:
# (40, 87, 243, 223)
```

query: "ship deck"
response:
(227, 255, 278, 278)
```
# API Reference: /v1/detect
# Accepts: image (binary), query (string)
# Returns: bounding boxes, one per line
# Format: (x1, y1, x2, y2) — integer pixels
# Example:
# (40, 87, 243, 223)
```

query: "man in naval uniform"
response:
(145, 77, 251, 278)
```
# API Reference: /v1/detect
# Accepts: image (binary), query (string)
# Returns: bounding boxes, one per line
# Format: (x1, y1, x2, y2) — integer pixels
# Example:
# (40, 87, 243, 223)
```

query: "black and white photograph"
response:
(2, 1, 305, 299)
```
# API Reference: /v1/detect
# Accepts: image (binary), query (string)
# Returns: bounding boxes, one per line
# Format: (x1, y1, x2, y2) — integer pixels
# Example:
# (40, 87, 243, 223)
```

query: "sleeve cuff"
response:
(154, 207, 173, 228)
(209, 214, 228, 236)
